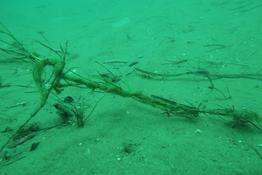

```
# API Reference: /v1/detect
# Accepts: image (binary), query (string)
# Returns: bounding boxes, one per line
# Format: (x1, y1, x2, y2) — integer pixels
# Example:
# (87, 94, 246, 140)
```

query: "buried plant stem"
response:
(134, 67, 262, 81)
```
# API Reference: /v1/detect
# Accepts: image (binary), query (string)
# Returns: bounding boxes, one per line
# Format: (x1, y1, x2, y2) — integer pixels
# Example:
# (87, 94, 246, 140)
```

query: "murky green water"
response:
(0, 0, 262, 174)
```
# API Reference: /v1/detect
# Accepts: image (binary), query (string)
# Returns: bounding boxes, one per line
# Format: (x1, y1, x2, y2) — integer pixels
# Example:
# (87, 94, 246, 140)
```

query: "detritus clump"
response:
(54, 96, 85, 127)
(229, 110, 262, 130)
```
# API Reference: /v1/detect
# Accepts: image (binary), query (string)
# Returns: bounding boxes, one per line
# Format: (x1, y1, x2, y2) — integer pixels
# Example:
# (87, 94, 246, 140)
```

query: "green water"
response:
(0, 0, 262, 174)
